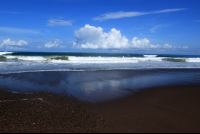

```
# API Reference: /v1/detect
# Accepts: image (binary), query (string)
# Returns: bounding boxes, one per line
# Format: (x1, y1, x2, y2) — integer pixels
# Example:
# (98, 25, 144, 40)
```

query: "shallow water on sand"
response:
(0, 69, 200, 103)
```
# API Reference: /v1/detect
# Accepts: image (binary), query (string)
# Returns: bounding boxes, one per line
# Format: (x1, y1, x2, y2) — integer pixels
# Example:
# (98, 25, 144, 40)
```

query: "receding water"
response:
(0, 69, 200, 103)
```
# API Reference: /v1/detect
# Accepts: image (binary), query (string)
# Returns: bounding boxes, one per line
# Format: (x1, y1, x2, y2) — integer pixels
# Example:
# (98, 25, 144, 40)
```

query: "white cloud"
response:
(93, 8, 186, 21)
(45, 39, 63, 48)
(93, 11, 148, 21)
(130, 37, 161, 49)
(73, 24, 160, 49)
(17, 40, 28, 46)
(73, 25, 188, 50)
(47, 19, 73, 26)
(0, 27, 39, 34)
(150, 8, 186, 14)
(164, 44, 173, 49)
(0, 39, 28, 49)
(73, 24, 129, 49)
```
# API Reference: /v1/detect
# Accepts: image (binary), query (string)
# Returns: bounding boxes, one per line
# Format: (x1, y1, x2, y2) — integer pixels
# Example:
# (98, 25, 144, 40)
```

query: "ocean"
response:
(1, 51, 200, 73)
(0, 51, 200, 103)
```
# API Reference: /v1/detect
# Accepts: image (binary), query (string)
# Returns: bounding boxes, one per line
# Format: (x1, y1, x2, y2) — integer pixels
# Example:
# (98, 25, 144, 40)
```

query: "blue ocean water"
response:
(0, 51, 200, 103)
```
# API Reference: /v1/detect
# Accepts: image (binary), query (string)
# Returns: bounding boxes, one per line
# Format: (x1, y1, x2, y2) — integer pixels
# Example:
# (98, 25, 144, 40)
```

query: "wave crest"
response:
(0, 52, 13, 55)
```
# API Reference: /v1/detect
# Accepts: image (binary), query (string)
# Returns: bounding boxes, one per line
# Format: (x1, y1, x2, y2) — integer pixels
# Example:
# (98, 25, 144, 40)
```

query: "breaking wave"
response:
(0, 52, 13, 55)
(0, 51, 200, 73)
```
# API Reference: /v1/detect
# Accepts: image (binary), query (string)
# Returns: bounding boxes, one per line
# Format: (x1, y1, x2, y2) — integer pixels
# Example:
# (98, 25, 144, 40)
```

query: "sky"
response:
(0, 0, 200, 54)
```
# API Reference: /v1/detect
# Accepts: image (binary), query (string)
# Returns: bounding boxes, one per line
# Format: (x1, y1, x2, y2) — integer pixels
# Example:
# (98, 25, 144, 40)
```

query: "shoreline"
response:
(1, 86, 200, 132)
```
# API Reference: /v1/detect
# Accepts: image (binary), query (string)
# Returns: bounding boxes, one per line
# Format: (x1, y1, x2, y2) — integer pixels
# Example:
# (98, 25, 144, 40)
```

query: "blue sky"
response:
(0, 0, 200, 54)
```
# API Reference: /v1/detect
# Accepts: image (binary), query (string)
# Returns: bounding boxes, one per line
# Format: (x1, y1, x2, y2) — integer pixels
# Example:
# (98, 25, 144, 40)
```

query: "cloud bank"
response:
(73, 24, 188, 50)
(93, 8, 186, 21)
(0, 39, 28, 49)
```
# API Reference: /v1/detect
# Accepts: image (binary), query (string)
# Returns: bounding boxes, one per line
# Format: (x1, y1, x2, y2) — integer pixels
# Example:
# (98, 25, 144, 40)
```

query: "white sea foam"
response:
(16, 56, 47, 61)
(64, 56, 162, 63)
(0, 52, 13, 55)
(144, 55, 157, 58)
(5, 56, 17, 59)
(188, 58, 200, 62)
(2, 54, 200, 63)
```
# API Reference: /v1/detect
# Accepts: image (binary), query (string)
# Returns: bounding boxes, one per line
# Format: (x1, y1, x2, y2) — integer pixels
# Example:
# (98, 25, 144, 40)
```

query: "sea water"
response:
(0, 51, 200, 103)
(1, 51, 200, 73)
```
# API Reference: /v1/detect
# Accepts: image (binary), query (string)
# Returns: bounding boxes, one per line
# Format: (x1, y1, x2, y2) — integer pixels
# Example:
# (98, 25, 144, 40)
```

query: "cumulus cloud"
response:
(0, 39, 28, 49)
(93, 8, 186, 21)
(73, 24, 129, 49)
(73, 24, 160, 49)
(130, 37, 161, 49)
(0, 27, 39, 34)
(45, 39, 63, 48)
(73, 24, 188, 50)
(47, 19, 73, 26)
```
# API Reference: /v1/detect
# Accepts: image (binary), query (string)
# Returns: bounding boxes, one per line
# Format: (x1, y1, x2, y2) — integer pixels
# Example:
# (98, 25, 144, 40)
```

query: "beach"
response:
(0, 90, 107, 133)
(1, 86, 200, 133)
(0, 69, 200, 133)
(86, 86, 200, 133)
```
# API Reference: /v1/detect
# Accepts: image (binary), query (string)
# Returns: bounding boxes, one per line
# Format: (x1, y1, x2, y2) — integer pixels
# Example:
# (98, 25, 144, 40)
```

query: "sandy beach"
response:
(1, 86, 200, 133)
(86, 86, 200, 133)
(0, 90, 107, 133)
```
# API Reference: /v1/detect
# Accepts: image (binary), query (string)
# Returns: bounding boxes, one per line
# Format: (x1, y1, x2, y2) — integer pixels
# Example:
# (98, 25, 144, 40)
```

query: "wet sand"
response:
(86, 86, 200, 133)
(1, 86, 200, 133)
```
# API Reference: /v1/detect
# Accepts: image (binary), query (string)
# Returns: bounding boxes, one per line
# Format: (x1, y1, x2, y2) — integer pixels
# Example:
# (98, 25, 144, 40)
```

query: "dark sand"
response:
(86, 86, 200, 133)
(1, 86, 200, 133)
(0, 90, 107, 133)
